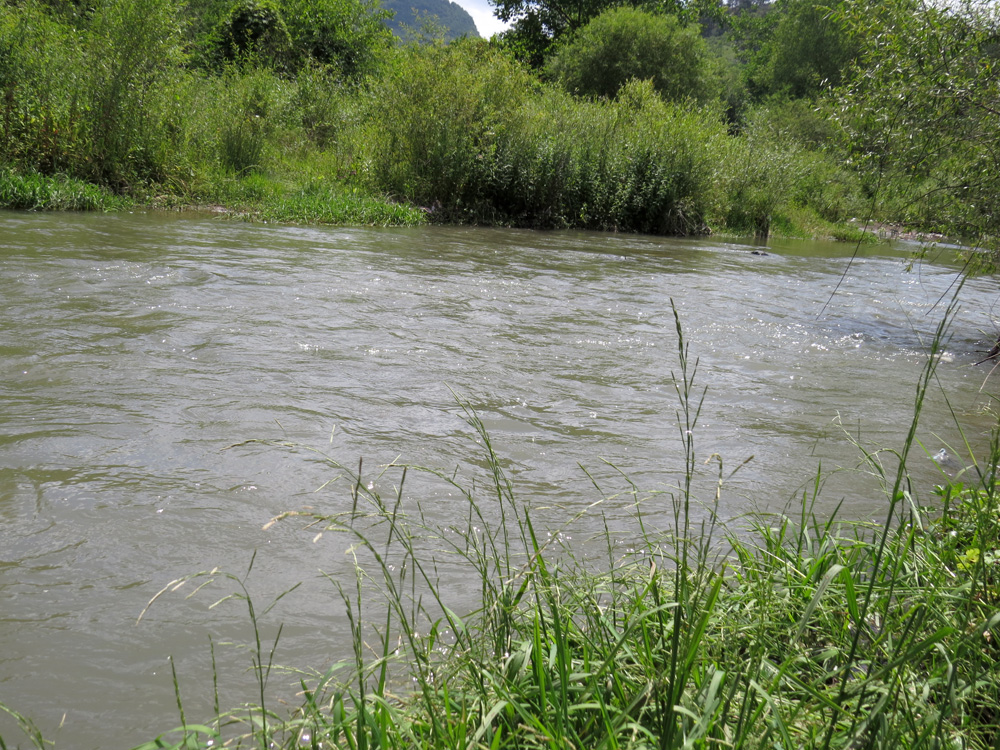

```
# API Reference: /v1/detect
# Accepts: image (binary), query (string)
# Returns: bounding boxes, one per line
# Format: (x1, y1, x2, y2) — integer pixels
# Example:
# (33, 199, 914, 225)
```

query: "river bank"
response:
(1, 166, 892, 244)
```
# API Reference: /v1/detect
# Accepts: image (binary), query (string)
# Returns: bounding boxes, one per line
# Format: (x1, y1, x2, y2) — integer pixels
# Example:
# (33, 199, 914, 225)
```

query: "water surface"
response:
(1, 211, 996, 747)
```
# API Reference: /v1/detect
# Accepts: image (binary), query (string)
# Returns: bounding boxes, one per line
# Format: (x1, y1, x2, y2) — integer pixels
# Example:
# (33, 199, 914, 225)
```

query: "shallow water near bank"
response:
(1, 210, 997, 747)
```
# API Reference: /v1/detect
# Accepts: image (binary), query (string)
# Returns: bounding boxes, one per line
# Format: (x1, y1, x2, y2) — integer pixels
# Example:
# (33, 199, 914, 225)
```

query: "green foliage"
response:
(82, 0, 188, 186)
(764, 0, 857, 98)
(201, 0, 392, 78)
(292, 62, 357, 148)
(0, 167, 128, 210)
(729, 0, 857, 101)
(489, 80, 724, 233)
(743, 99, 864, 224)
(362, 40, 533, 214)
(281, 0, 393, 78)
(214, 67, 293, 174)
(493, 0, 721, 68)
(835, 0, 1000, 262)
(365, 46, 725, 234)
(0, 1, 85, 173)
(214, 0, 293, 69)
(0, 0, 188, 188)
(545, 6, 714, 102)
(716, 113, 799, 235)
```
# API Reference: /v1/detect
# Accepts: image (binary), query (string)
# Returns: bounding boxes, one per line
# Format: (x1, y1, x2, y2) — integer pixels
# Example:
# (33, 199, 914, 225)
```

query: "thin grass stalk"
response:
(820, 302, 957, 748)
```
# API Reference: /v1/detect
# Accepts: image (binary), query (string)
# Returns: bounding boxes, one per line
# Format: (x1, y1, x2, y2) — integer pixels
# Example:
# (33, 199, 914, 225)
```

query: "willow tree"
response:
(836, 0, 1000, 264)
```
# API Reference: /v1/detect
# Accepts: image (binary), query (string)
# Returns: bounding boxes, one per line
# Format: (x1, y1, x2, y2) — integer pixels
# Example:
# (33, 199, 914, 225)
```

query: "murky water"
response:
(1, 210, 997, 747)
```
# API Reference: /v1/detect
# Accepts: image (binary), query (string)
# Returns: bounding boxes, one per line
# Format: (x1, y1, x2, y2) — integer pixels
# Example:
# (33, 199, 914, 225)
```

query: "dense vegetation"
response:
(2, 0, 996, 251)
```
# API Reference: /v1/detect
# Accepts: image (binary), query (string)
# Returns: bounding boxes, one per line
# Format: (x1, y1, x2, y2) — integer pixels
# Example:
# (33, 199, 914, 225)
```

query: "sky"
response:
(452, 0, 511, 36)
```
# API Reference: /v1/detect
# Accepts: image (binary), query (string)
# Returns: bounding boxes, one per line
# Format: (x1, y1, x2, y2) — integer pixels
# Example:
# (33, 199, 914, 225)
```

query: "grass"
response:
(0, 169, 130, 212)
(3, 304, 999, 750)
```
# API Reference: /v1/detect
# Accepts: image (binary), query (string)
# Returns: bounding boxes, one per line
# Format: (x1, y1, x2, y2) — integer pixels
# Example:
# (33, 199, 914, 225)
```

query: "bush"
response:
(214, 0, 293, 69)
(716, 117, 800, 236)
(0, 0, 189, 189)
(545, 7, 715, 103)
(739, 100, 865, 224)
(488, 80, 724, 233)
(0, 2, 87, 173)
(82, 0, 188, 186)
(362, 40, 533, 211)
(281, 0, 392, 79)
(193, 67, 295, 175)
(364, 46, 725, 235)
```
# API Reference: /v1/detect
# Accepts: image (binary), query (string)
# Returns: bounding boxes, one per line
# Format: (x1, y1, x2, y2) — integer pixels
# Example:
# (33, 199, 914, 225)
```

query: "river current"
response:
(1, 210, 997, 747)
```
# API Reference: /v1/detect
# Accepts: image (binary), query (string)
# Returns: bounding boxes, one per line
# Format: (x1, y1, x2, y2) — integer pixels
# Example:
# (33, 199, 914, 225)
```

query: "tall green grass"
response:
(0, 168, 128, 210)
(363, 42, 727, 234)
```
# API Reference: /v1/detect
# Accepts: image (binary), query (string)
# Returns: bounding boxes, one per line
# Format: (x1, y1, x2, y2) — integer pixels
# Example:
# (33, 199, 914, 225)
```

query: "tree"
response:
(207, 0, 392, 77)
(281, 0, 392, 77)
(835, 0, 1000, 262)
(763, 0, 857, 98)
(729, 0, 857, 100)
(492, 0, 721, 67)
(215, 0, 293, 68)
(546, 6, 714, 101)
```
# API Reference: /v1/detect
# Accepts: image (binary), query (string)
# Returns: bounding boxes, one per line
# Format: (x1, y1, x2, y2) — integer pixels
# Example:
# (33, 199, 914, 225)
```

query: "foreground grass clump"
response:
(67, 308, 994, 750)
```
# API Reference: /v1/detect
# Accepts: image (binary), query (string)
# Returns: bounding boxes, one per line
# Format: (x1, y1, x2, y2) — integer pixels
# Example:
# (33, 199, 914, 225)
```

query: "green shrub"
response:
(82, 0, 187, 187)
(790, 150, 864, 223)
(545, 6, 714, 103)
(735, 101, 865, 225)
(362, 39, 533, 211)
(214, 0, 293, 69)
(281, 0, 392, 79)
(364, 47, 725, 234)
(0, 2, 87, 174)
(0, 0, 188, 189)
(489, 79, 724, 233)
(213, 67, 295, 174)
(716, 118, 800, 236)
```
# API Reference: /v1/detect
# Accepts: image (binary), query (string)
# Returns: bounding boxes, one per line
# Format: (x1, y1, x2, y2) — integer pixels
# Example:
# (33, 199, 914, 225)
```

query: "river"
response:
(1, 210, 997, 747)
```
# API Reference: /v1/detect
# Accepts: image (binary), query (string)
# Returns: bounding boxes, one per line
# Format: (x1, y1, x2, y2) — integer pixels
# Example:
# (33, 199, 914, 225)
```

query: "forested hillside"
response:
(381, 0, 479, 38)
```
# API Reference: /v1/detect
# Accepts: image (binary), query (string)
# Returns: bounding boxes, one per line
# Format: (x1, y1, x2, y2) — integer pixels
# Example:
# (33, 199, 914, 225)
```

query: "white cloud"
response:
(451, 0, 511, 37)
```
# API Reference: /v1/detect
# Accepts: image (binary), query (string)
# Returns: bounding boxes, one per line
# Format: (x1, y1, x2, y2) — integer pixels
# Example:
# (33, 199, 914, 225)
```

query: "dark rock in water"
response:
(974, 335, 1000, 365)
(751, 250, 769, 256)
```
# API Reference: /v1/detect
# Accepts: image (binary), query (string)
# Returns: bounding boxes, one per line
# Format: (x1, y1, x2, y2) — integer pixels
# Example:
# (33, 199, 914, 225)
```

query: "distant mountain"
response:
(381, 0, 481, 39)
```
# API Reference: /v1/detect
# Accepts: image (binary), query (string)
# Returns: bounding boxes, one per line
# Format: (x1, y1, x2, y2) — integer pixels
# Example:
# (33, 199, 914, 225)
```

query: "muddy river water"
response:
(1, 211, 998, 747)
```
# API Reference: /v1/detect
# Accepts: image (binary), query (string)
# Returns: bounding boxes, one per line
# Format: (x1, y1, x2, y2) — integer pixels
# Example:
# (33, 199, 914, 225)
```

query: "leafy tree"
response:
(761, 0, 857, 98)
(215, 0, 293, 68)
(281, 0, 392, 77)
(546, 6, 714, 102)
(492, 0, 721, 67)
(835, 0, 1000, 260)
(206, 0, 392, 78)
(729, 0, 856, 100)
